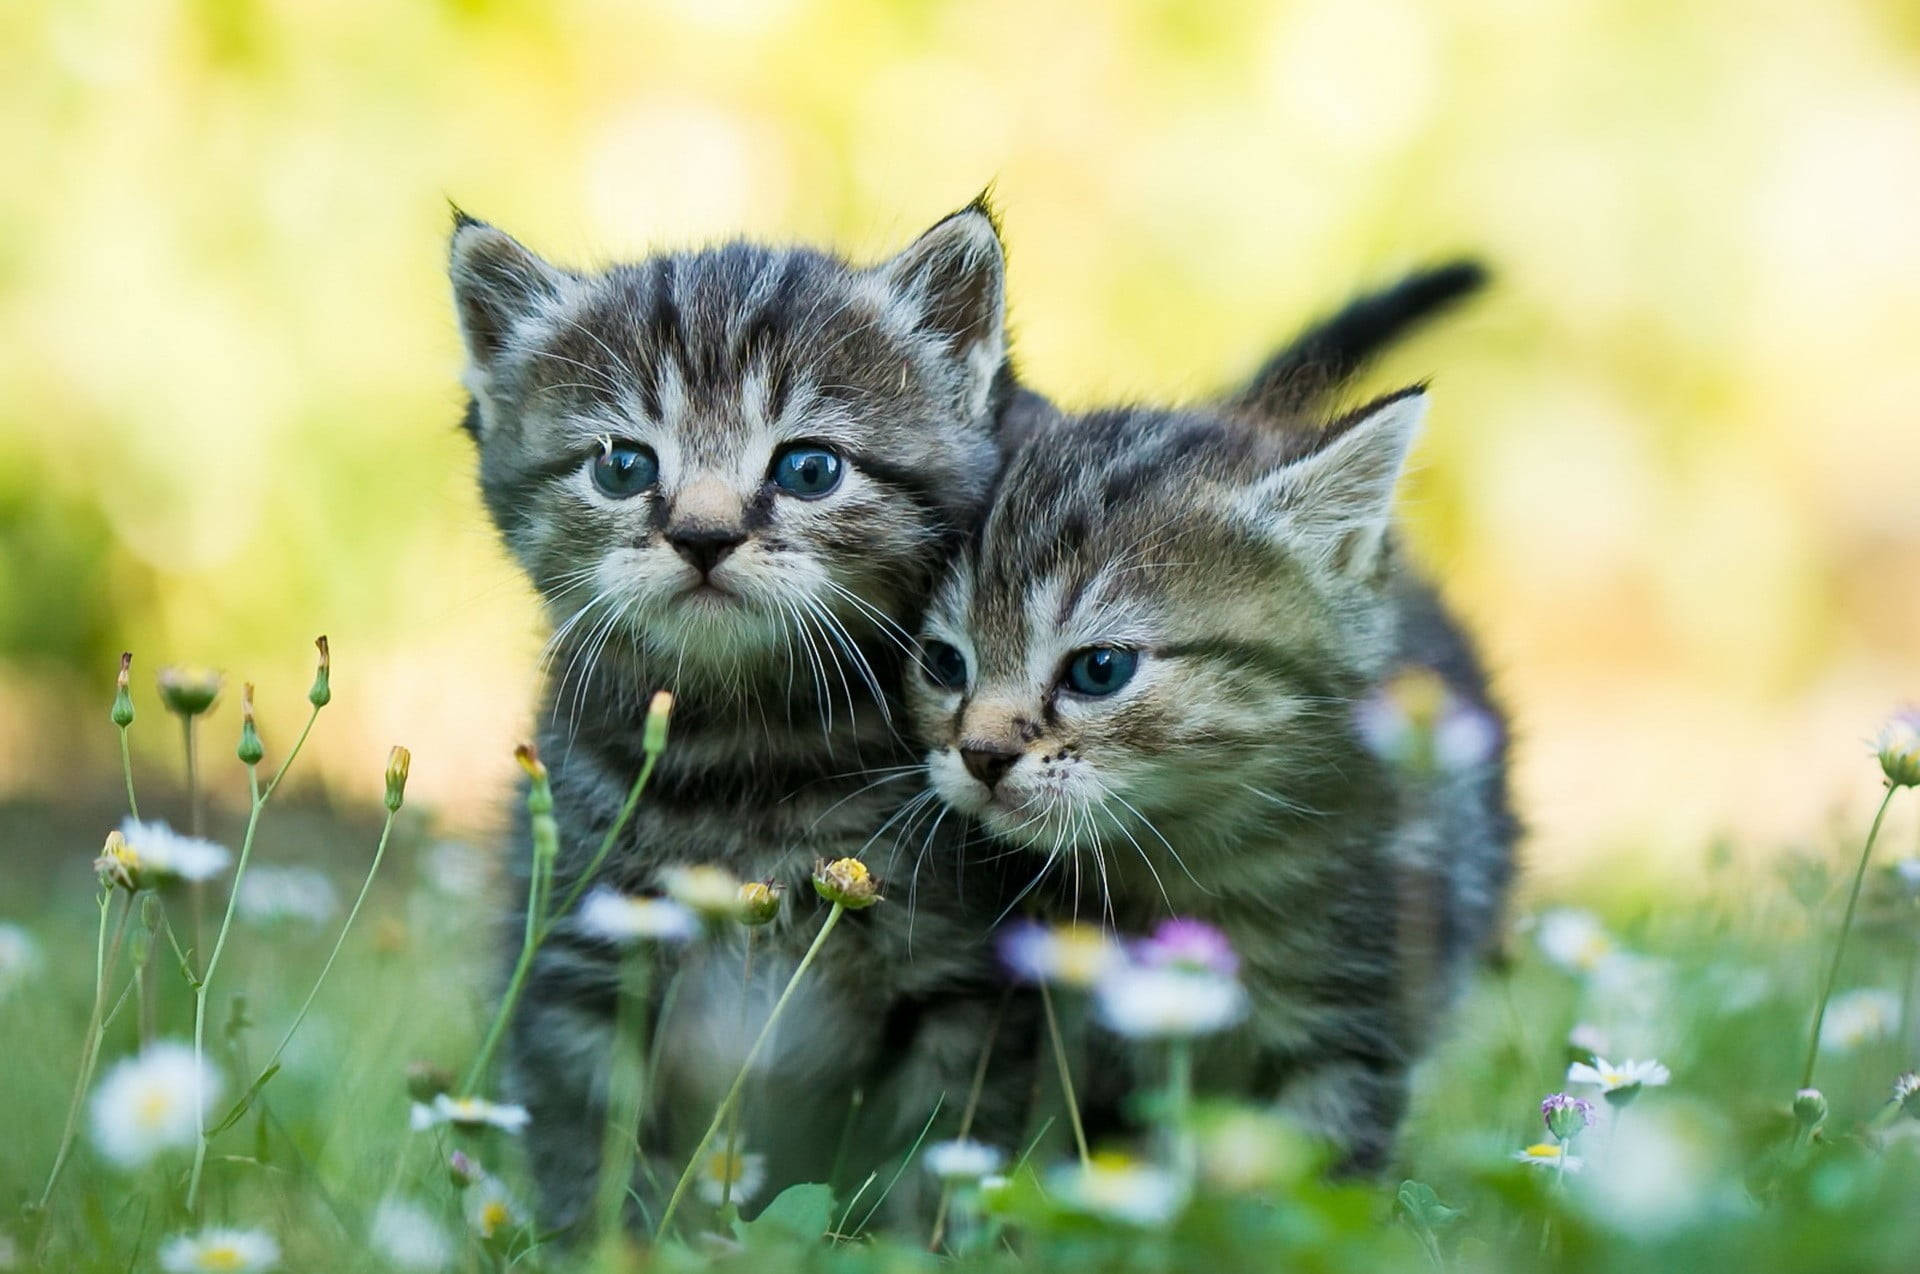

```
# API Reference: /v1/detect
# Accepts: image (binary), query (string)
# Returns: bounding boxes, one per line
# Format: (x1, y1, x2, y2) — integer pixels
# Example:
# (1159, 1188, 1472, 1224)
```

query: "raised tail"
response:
(1228, 259, 1488, 418)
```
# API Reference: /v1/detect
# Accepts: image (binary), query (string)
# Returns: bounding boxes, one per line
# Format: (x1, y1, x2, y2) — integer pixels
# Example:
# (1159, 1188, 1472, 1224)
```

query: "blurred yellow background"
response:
(4, 0, 1918, 887)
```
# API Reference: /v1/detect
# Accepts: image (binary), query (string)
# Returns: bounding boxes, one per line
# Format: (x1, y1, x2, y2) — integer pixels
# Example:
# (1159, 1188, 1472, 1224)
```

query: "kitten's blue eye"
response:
(1063, 646, 1137, 697)
(591, 442, 658, 499)
(920, 640, 968, 692)
(770, 445, 844, 499)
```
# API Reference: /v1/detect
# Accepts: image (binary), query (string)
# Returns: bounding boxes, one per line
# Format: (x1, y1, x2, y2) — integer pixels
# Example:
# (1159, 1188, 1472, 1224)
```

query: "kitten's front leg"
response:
(506, 947, 619, 1237)
(1268, 1050, 1410, 1175)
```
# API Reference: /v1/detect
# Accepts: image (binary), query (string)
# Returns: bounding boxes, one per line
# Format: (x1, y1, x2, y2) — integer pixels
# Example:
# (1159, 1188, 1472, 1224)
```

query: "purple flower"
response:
(1540, 1092, 1596, 1142)
(1134, 919, 1238, 979)
(1355, 667, 1499, 776)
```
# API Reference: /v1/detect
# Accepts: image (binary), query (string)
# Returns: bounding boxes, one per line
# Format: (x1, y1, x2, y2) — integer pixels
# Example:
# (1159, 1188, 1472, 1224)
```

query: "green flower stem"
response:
(232, 807, 399, 1111)
(720, 928, 755, 1216)
(186, 703, 321, 1213)
(1166, 1037, 1194, 1178)
(928, 993, 1008, 1254)
(35, 890, 135, 1217)
(593, 952, 654, 1249)
(657, 902, 848, 1238)
(1039, 981, 1091, 1168)
(118, 724, 139, 821)
(1801, 783, 1901, 1090)
(546, 752, 661, 937)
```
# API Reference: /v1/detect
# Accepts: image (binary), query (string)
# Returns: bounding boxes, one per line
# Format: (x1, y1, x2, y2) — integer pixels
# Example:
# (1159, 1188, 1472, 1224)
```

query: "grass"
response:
(3, 666, 1919, 1272)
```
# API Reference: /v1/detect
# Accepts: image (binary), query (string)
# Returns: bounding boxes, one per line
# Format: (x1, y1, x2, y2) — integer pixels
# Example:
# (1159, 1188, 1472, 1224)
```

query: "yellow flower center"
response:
(1052, 926, 1114, 984)
(1522, 1142, 1563, 1159)
(135, 1087, 174, 1129)
(704, 1150, 746, 1184)
(479, 1200, 509, 1236)
(1573, 934, 1613, 970)
(197, 1245, 245, 1271)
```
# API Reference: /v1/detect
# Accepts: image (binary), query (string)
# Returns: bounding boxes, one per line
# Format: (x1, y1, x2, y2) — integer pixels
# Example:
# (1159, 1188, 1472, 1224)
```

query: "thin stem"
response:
(245, 809, 399, 1097)
(36, 892, 134, 1215)
(1166, 1037, 1194, 1179)
(186, 703, 321, 1213)
(462, 847, 554, 1095)
(656, 903, 848, 1238)
(118, 725, 140, 821)
(928, 994, 1008, 1253)
(548, 755, 660, 934)
(1801, 784, 1901, 1089)
(183, 716, 201, 837)
(1039, 982, 1091, 1167)
(720, 928, 755, 1216)
(593, 953, 653, 1248)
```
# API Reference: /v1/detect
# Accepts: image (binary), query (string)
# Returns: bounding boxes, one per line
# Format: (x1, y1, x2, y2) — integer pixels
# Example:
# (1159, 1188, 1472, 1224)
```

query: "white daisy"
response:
(1095, 963, 1247, 1039)
(1048, 1152, 1188, 1226)
(117, 817, 233, 885)
(577, 888, 699, 945)
(923, 1139, 1006, 1182)
(157, 1227, 279, 1272)
(661, 864, 746, 922)
(1534, 908, 1616, 975)
(998, 921, 1124, 987)
(1566, 1056, 1671, 1096)
(89, 1041, 223, 1168)
(1512, 1142, 1584, 1172)
(412, 1094, 530, 1134)
(1875, 708, 1920, 788)
(1820, 988, 1901, 1053)
(235, 865, 339, 927)
(0, 922, 43, 997)
(370, 1198, 453, 1272)
(423, 841, 492, 897)
(464, 1175, 526, 1241)
(696, 1145, 768, 1206)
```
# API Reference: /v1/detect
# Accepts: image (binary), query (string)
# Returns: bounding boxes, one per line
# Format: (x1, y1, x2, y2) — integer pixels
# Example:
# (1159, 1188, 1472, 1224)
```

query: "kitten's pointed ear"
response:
(1241, 387, 1427, 579)
(875, 198, 1007, 416)
(448, 214, 573, 387)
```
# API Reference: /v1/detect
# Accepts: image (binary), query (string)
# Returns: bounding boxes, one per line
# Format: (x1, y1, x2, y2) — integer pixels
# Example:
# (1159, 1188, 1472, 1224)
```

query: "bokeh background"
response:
(4, 0, 1919, 891)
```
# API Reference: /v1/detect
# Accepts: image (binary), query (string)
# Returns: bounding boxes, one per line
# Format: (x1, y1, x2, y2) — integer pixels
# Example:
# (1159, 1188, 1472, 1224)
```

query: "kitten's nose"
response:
(959, 745, 1021, 791)
(667, 525, 747, 576)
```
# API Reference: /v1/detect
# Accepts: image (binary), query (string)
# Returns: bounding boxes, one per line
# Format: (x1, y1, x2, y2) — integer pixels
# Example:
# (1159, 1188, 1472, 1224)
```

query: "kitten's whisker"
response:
(1106, 790, 1215, 898)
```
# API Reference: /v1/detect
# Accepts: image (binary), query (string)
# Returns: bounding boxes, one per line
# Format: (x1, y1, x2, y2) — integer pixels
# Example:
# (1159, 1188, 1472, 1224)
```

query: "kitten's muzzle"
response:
(666, 524, 747, 577)
(959, 744, 1021, 791)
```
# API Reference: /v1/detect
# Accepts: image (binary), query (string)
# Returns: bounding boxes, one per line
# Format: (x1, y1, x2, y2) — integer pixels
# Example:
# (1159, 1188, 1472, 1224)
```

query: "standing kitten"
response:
(905, 305, 1515, 1171)
(449, 202, 1036, 1231)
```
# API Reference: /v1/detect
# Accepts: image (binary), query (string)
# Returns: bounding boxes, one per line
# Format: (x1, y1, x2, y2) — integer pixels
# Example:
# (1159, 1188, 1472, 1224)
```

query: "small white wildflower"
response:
(924, 1139, 1006, 1182)
(371, 1198, 453, 1272)
(1566, 1055, 1671, 1103)
(235, 865, 339, 927)
(1048, 1152, 1188, 1226)
(463, 1175, 526, 1242)
(1875, 708, 1920, 788)
(695, 1144, 768, 1206)
(661, 864, 745, 922)
(0, 923, 43, 998)
(1512, 1142, 1584, 1172)
(1095, 963, 1247, 1039)
(1534, 908, 1616, 975)
(414, 1094, 530, 1134)
(90, 1041, 223, 1168)
(423, 841, 491, 896)
(577, 888, 699, 945)
(117, 817, 233, 885)
(1819, 988, 1901, 1054)
(157, 1227, 279, 1272)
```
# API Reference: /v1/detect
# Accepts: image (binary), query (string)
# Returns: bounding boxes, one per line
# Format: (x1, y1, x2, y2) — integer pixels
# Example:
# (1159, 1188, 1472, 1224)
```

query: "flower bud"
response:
(236, 683, 265, 765)
(644, 690, 673, 755)
(1894, 1072, 1920, 1117)
(308, 635, 332, 709)
(812, 857, 881, 909)
(447, 1149, 483, 1189)
(662, 864, 744, 923)
(1793, 1087, 1828, 1129)
(1876, 709, 1920, 789)
(385, 746, 411, 812)
(1541, 1092, 1595, 1142)
(514, 744, 551, 812)
(156, 665, 222, 718)
(738, 880, 784, 927)
(95, 829, 140, 892)
(111, 652, 135, 728)
(406, 1061, 455, 1104)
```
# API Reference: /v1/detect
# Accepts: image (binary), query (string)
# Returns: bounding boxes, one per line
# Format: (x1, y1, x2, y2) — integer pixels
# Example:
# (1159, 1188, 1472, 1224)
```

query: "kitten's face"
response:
(906, 394, 1425, 877)
(449, 208, 1006, 686)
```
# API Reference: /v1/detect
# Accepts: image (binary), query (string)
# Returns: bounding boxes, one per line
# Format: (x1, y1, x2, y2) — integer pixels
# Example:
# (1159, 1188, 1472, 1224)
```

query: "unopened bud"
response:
(1793, 1087, 1828, 1129)
(95, 829, 140, 892)
(236, 683, 264, 765)
(111, 653, 135, 728)
(406, 1061, 454, 1104)
(738, 880, 784, 926)
(385, 746, 411, 812)
(1876, 710, 1920, 790)
(812, 857, 881, 910)
(1541, 1092, 1595, 1142)
(156, 665, 222, 718)
(515, 744, 552, 816)
(447, 1149, 483, 1189)
(644, 690, 673, 754)
(308, 635, 332, 709)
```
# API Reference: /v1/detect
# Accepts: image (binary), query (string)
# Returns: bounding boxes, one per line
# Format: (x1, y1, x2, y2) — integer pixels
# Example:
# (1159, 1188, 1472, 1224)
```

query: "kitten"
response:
(448, 201, 1039, 1231)
(905, 282, 1515, 1172)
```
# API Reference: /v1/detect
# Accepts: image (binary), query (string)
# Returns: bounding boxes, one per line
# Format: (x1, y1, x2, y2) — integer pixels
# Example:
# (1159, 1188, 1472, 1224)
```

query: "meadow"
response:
(4, 651, 1918, 1273)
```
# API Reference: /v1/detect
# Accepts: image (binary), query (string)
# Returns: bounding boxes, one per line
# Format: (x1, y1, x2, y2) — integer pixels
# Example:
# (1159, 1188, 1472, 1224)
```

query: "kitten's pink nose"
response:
(959, 745, 1020, 791)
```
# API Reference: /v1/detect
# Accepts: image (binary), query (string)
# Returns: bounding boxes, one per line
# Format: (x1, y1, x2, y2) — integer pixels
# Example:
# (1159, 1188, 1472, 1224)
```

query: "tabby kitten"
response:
(448, 202, 1037, 1231)
(906, 316, 1516, 1171)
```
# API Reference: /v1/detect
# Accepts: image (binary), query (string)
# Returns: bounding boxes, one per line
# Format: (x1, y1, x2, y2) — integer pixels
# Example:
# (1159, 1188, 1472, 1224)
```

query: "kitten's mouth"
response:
(677, 580, 739, 606)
